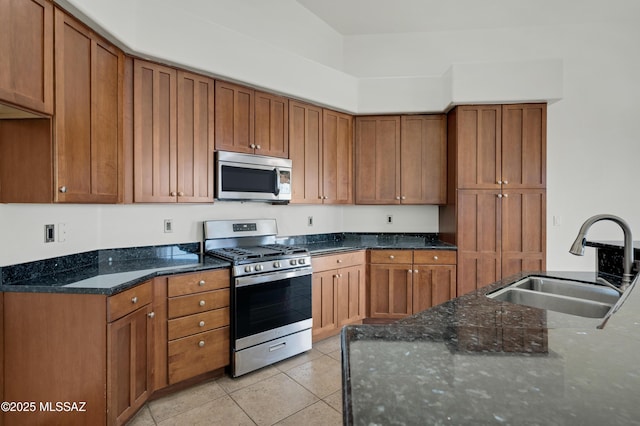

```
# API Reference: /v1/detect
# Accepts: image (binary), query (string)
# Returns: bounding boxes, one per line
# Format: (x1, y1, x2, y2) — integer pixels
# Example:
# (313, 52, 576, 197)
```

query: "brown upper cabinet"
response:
(254, 91, 289, 158)
(454, 104, 546, 190)
(214, 81, 255, 154)
(133, 59, 214, 203)
(289, 101, 353, 204)
(0, 0, 54, 115)
(54, 9, 123, 203)
(355, 115, 446, 204)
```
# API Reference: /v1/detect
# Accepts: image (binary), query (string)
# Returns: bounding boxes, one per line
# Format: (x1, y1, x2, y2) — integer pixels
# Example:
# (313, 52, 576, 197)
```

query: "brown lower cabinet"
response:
(369, 250, 457, 319)
(311, 251, 366, 341)
(2, 269, 230, 426)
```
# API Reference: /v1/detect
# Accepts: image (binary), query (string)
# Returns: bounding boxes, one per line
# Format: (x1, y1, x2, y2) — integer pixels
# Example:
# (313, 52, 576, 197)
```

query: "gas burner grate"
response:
(207, 247, 262, 261)
(259, 244, 309, 255)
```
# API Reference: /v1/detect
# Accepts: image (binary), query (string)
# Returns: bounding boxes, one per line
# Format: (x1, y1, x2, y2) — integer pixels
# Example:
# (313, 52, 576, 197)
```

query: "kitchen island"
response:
(342, 270, 640, 425)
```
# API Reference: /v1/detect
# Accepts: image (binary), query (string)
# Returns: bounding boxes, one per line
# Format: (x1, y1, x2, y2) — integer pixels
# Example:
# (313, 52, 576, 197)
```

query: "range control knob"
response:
(298, 258, 306, 265)
(289, 259, 298, 266)
(273, 261, 281, 268)
(244, 266, 253, 273)
(255, 264, 264, 271)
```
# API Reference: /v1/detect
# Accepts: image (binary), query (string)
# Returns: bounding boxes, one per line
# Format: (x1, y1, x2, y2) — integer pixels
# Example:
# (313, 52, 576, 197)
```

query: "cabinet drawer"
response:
(107, 281, 152, 322)
(369, 250, 413, 264)
(167, 269, 230, 297)
(168, 289, 230, 319)
(413, 250, 456, 265)
(312, 250, 365, 272)
(168, 326, 230, 384)
(168, 307, 230, 340)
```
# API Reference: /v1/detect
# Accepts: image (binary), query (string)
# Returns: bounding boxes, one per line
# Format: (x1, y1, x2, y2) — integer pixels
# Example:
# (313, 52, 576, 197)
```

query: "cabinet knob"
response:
(395, 196, 400, 200)
(148, 311, 155, 319)
(408, 269, 413, 274)
(199, 320, 205, 327)
(178, 191, 184, 196)
(337, 259, 343, 263)
(503, 193, 509, 198)
(414, 269, 419, 274)
(198, 280, 206, 286)
(198, 340, 205, 347)
(170, 191, 177, 196)
(497, 194, 503, 198)
(497, 180, 502, 185)
(401, 196, 406, 200)
(59, 186, 67, 193)
(256, 145, 261, 149)
(503, 180, 509, 185)
(324, 196, 329, 199)
(250, 144, 256, 149)
(389, 255, 395, 259)
(433, 256, 438, 260)
(199, 300, 206, 307)
(131, 296, 138, 304)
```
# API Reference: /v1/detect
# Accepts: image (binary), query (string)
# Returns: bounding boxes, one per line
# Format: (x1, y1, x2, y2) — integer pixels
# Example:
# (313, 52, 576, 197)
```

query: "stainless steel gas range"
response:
(203, 219, 312, 377)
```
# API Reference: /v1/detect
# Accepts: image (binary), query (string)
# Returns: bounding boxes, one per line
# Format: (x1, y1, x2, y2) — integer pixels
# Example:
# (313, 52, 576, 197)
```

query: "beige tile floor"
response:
(127, 335, 344, 426)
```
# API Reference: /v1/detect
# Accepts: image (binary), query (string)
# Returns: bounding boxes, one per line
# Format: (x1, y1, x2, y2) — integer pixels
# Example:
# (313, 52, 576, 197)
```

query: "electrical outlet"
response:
(44, 224, 55, 243)
(386, 215, 393, 224)
(164, 219, 173, 233)
(308, 216, 313, 226)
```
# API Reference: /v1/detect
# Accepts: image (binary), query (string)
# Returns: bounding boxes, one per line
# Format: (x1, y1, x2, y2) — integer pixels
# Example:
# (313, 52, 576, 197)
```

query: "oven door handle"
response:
(236, 267, 311, 288)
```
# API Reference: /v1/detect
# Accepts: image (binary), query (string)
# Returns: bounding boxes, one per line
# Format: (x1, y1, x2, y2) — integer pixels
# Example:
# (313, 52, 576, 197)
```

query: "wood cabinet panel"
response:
(369, 263, 412, 319)
(501, 104, 546, 189)
(412, 265, 456, 313)
(0, 0, 53, 114)
(289, 100, 323, 203)
(312, 250, 366, 272)
(337, 264, 366, 327)
(255, 91, 288, 157)
(4, 293, 106, 426)
(55, 9, 123, 203)
(168, 326, 230, 384)
(214, 81, 254, 154)
(312, 270, 338, 340)
(151, 276, 168, 391)
(167, 268, 230, 297)
(400, 115, 447, 204)
(168, 289, 230, 319)
(355, 116, 401, 204)
(413, 250, 456, 265)
(107, 304, 152, 426)
(176, 71, 214, 202)
(369, 249, 413, 264)
(322, 109, 353, 203)
(168, 307, 230, 340)
(108, 281, 153, 322)
(133, 60, 177, 202)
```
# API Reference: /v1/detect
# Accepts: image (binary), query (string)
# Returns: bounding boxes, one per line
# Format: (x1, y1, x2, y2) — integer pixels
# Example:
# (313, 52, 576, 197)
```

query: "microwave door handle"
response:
(273, 168, 280, 196)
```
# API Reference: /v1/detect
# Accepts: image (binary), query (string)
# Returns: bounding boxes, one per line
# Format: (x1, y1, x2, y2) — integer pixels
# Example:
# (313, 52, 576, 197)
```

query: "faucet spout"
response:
(569, 214, 635, 290)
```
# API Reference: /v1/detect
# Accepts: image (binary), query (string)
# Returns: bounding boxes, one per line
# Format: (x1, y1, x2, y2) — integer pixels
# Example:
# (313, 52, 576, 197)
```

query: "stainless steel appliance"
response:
(215, 151, 292, 203)
(203, 219, 312, 377)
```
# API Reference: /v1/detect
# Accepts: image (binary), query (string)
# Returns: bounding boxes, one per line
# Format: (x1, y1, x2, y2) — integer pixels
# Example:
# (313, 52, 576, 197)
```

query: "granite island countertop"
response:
(342, 271, 640, 426)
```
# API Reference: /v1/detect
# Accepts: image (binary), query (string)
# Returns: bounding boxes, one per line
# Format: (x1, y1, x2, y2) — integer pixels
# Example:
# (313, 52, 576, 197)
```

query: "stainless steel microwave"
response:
(215, 151, 292, 202)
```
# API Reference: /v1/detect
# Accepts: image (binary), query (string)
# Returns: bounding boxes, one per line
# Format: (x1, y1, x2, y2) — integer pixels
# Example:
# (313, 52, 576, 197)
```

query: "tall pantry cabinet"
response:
(440, 104, 546, 295)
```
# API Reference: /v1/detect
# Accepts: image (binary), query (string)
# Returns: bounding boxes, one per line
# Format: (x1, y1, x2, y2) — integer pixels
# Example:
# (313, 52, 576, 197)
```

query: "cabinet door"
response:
(255, 91, 288, 158)
(501, 189, 546, 277)
(107, 304, 153, 426)
(355, 116, 401, 204)
(312, 270, 338, 340)
(323, 109, 353, 204)
(401, 115, 447, 204)
(337, 264, 366, 327)
(455, 105, 502, 189)
(0, 0, 53, 114)
(55, 10, 122, 203)
(133, 60, 177, 202)
(289, 100, 323, 203)
(457, 189, 502, 294)
(369, 263, 412, 319)
(413, 265, 456, 313)
(501, 104, 546, 189)
(177, 71, 214, 202)
(214, 81, 254, 154)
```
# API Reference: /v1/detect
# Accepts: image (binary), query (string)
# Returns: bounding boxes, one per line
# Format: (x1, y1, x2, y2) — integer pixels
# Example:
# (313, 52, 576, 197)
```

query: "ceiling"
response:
(296, 0, 638, 35)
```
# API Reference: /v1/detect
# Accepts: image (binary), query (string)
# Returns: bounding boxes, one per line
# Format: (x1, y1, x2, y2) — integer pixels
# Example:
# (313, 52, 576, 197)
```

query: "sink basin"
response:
(487, 276, 621, 319)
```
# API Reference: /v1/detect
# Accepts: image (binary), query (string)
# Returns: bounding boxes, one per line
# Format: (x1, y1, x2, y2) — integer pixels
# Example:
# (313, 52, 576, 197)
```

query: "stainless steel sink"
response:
(487, 276, 621, 319)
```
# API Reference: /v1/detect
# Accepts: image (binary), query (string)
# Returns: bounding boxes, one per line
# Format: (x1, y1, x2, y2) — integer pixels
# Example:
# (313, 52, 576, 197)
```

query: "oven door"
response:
(233, 268, 312, 350)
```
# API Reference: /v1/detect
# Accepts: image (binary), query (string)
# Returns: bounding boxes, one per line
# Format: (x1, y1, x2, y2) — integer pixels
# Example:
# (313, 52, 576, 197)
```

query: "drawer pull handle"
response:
(199, 320, 205, 327)
(199, 300, 206, 307)
(337, 259, 343, 263)
(389, 255, 395, 259)
(269, 342, 286, 352)
(199, 280, 206, 286)
(198, 340, 205, 347)
(131, 297, 138, 304)
(148, 312, 155, 319)
(433, 256, 438, 260)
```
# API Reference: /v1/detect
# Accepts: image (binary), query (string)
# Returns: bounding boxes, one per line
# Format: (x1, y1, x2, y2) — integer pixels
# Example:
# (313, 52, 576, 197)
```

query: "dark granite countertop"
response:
(342, 271, 640, 425)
